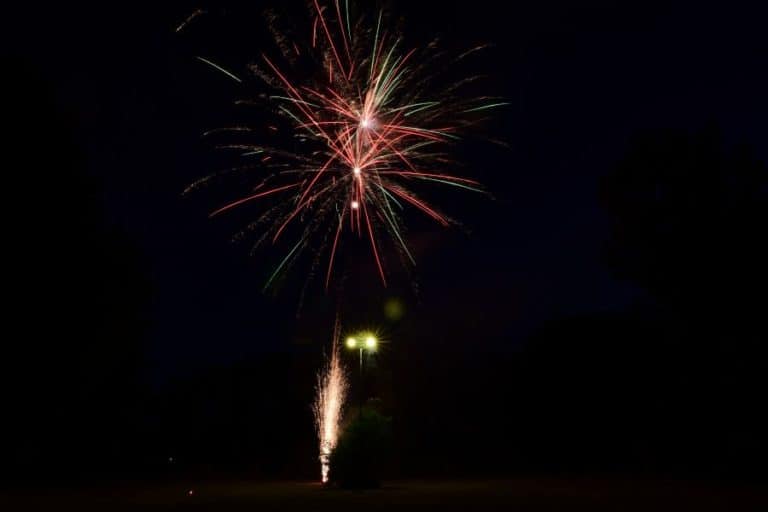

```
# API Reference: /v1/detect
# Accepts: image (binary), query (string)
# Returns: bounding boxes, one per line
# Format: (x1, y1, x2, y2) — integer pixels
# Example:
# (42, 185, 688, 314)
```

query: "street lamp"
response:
(345, 333, 378, 415)
(345, 334, 377, 370)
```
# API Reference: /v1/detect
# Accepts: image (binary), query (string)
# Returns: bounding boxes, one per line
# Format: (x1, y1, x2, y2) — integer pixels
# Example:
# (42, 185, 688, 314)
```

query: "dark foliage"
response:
(329, 409, 393, 488)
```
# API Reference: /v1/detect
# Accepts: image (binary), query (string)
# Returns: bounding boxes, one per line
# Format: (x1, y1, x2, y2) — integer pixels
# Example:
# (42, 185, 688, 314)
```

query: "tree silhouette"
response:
(601, 128, 767, 340)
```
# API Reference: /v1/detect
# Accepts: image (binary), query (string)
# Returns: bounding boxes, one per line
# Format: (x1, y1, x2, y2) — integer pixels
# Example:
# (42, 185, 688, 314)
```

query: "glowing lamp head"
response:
(353, 166, 361, 176)
(351, 200, 360, 210)
(346, 337, 358, 349)
(365, 336, 377, 349)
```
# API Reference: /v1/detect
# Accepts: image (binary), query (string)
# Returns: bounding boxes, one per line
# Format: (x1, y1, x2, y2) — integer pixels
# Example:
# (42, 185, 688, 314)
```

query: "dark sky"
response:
(6, 0, 766, 382)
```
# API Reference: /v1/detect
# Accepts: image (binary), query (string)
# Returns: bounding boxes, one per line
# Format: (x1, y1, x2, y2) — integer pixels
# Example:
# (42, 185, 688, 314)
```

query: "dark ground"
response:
(3, 479, 767, 511)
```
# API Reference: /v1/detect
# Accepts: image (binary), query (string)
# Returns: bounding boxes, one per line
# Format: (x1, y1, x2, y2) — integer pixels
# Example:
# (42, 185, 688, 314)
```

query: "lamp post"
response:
(345, 334, 377, 416)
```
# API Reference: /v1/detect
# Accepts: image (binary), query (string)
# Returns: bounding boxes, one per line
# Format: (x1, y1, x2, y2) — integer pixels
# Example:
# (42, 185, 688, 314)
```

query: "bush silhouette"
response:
(329, 409, 392, 488)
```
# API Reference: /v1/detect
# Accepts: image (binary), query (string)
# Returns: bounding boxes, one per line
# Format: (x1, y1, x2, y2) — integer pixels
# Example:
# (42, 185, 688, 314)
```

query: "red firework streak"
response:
(194, 0, 507, 291)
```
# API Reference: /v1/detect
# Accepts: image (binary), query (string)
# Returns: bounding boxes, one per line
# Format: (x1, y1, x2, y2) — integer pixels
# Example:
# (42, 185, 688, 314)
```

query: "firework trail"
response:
(175, 8, 206, 33)
(189, 1, 506, 290)
(313, 321, 348, 483)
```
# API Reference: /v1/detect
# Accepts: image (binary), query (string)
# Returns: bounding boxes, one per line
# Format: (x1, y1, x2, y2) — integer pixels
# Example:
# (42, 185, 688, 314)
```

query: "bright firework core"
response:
(351, 200, 360, 210)
(359, 117, 374, 129)
(353, 166, 362, 176)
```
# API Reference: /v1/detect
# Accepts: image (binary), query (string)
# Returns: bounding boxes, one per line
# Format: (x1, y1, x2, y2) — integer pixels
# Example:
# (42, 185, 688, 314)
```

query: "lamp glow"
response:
(346, 337, 358, 349)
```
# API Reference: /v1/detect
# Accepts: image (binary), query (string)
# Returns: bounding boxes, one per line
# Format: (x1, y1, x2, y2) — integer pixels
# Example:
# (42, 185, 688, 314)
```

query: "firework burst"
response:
(313, 322, 348, 483)
(188, 0, 506, 290)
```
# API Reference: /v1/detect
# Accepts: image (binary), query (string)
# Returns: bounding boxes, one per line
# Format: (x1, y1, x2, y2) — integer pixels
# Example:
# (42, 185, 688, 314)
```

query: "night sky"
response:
(4, 0, 767, 483)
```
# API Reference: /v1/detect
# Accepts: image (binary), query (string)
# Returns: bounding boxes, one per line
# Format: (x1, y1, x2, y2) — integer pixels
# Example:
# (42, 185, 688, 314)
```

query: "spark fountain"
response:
(313, 327, 349, 483)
